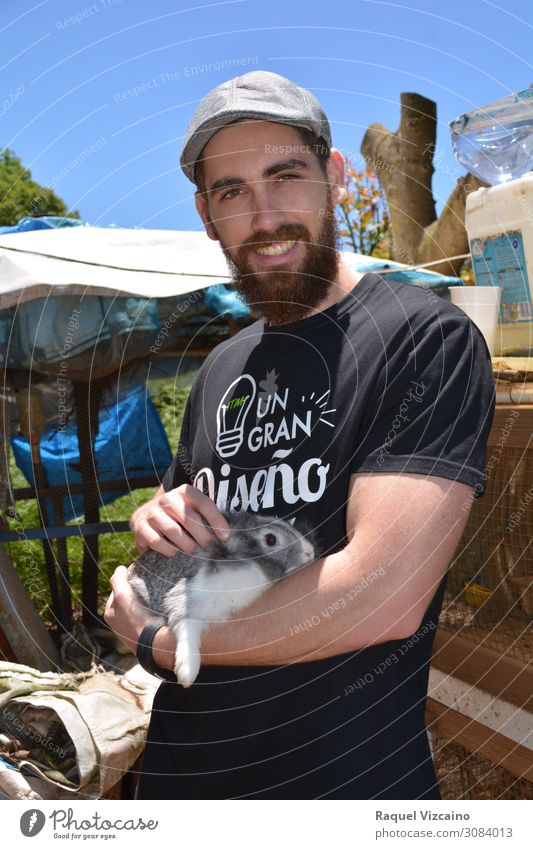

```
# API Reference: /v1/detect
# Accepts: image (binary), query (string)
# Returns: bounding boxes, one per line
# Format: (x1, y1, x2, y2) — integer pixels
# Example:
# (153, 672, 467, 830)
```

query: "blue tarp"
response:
(11, 384, 172, 522)
(343, 255, 463, 290)
(203, 284, 250, 318)
(0, 215, 86, 235)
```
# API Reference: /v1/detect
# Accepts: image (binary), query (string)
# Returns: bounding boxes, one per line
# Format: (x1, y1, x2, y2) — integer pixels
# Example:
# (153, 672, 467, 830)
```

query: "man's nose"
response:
(249, 185, 287, 236)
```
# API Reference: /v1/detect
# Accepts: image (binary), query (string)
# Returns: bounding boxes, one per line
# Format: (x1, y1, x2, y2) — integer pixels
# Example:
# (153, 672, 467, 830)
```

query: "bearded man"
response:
(105, 70, 495, 800)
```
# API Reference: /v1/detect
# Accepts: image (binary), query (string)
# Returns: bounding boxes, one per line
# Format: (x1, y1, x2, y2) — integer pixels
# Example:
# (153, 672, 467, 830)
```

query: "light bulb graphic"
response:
(216, 375, 256, 458)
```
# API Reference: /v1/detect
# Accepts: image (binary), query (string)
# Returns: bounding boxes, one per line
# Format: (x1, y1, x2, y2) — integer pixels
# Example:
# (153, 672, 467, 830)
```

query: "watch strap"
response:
(136, 623, 176, 682)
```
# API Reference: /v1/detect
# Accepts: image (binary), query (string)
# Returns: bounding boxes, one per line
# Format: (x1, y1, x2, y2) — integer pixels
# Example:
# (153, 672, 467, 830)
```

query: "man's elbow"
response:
(386, 566, 450, 642)
(391, 608, 431, 642)
(354, 612, 427, 649)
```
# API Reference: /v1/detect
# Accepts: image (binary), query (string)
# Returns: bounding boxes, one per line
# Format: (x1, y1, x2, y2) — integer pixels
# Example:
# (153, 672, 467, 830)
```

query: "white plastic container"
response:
(449, 286, 502, 355)
(465, 171, 533, 356)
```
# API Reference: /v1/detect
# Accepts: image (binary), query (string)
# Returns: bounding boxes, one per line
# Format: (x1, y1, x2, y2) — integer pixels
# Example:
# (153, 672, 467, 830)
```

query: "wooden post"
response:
(15, 386, 66, 631)
(0, 544, 61, 670)
(73, 380, 104, 627)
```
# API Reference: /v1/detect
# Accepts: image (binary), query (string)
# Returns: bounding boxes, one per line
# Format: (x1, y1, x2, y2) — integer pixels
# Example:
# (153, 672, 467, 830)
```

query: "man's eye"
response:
(221, 188, 242, 200)
(220, 175, 300, 199)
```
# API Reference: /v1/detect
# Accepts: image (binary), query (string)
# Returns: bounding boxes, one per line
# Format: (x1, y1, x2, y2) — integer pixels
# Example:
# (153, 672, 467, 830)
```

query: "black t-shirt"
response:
(137, 272, 495, 800)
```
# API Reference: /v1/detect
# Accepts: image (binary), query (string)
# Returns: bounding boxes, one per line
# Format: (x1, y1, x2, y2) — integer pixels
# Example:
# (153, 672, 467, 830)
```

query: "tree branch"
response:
(361, 92, 488, 275)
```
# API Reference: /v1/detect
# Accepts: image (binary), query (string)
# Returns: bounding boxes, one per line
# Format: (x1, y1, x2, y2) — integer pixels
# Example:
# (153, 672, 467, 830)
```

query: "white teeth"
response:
(255, 240, 296, 256)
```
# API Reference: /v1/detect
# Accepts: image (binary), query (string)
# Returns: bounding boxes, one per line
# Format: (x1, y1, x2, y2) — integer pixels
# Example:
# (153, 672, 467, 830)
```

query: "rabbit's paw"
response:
(174, 653, 200, 688)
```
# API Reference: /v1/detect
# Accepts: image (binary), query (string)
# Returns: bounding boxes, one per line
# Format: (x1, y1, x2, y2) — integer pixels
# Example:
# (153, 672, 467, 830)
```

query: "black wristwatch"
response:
(136, 623, 177, 682)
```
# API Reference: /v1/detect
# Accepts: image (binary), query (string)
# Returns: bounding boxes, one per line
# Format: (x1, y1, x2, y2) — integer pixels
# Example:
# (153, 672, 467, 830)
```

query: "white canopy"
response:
(0, 224, 453, 312)
(0, 226, 232, 309)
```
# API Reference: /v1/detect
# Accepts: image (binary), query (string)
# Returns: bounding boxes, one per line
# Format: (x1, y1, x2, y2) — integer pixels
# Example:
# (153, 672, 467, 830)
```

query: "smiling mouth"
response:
(255, 240, 296, 256)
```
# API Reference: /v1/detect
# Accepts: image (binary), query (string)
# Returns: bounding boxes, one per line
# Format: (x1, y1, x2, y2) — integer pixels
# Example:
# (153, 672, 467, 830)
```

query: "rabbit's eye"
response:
(264, 533, 278, 547)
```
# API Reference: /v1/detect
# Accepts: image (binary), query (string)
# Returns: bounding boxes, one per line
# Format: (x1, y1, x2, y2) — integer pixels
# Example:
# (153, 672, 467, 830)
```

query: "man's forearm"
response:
(152, 541, 411, 670)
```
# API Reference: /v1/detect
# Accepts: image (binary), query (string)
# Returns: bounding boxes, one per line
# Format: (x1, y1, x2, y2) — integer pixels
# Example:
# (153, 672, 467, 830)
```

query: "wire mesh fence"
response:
(430, 730, 532, 800)
(431, 400, 532, 800)
(441, 427, 532, 664)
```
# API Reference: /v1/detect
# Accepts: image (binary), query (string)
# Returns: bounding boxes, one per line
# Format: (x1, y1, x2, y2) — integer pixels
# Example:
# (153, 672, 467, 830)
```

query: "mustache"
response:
(236, 223, 312, 256)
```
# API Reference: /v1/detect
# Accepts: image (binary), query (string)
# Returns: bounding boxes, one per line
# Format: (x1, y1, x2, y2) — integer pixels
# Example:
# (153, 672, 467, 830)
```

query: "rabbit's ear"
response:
(291, 515, 314, 538)
(206, 536, 228, 559)
(220, 507, 237, 522)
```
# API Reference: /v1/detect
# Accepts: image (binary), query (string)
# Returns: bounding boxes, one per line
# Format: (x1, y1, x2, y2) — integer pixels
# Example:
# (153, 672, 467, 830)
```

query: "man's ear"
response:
(194, 191, 218, 241)
(326, 148, 347, 206)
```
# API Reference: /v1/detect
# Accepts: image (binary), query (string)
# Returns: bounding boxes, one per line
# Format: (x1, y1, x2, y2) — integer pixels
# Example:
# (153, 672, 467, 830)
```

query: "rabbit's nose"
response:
(303, 543, 314, 561)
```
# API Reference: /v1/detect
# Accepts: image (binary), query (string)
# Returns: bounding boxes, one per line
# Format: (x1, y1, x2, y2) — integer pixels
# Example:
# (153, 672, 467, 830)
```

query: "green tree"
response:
(0, 148, 80, 226)
(338, 158, 391, 257)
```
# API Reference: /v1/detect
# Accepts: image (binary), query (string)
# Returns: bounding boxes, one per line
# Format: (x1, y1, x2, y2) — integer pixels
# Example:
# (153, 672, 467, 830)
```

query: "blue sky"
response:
(2, 0, 531, 231)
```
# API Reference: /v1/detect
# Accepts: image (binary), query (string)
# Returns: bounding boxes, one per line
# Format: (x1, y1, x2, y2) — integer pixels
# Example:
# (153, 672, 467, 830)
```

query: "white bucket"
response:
(449, 286, 502, 355)
(465, 171, 533, 355)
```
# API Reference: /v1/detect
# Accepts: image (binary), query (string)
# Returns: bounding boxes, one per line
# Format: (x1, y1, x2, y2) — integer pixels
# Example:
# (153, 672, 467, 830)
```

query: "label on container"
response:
(470, 230, 532, 323)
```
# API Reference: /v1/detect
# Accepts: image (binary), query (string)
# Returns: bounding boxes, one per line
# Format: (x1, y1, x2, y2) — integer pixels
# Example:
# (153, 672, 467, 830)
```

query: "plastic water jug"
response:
(450, 88, 533, 186)
(465, 172, 533, 355)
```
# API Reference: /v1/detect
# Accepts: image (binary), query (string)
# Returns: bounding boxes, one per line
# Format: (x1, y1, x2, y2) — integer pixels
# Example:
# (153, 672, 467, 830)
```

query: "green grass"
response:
(4, 378, 192, 625)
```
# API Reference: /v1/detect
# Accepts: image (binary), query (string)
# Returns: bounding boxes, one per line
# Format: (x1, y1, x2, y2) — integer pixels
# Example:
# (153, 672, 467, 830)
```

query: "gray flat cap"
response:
(180, 70, 332, 185)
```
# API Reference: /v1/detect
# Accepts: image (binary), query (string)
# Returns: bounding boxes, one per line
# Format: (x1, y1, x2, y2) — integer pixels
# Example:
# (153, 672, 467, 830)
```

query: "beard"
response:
(214, 192, 341, 325)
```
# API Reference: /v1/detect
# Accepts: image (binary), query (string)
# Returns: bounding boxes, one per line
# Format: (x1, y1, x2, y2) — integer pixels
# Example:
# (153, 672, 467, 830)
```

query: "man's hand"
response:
(104, 484, 232, 654)
(130, 483, 231, 556)
(103, 565, 150, 655)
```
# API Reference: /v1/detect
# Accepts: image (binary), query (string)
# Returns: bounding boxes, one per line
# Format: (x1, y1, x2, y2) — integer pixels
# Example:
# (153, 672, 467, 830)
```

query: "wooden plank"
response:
(0, 521, 131, 543)
(432, 629, 533, 712)
(429, 668, 532, 746)
(13, 473, 162, 500)
(487, 405, 533, 449)
(426, 697, 533, 783)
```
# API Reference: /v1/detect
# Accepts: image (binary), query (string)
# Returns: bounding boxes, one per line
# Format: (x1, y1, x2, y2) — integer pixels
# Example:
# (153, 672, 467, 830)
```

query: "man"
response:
(105, 70, 495, 799)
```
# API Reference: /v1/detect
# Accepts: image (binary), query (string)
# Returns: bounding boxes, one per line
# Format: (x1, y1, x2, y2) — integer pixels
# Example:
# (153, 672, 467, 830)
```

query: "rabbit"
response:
(127, 509, 315, 687)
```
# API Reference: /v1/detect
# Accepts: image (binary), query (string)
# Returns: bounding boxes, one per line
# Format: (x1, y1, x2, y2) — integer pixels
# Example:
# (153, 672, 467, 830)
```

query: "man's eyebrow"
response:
(207, 159, 310, 196)
(264, 158, 309, 177)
